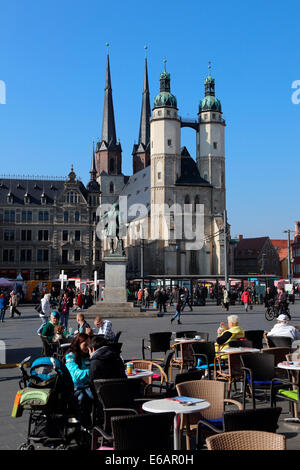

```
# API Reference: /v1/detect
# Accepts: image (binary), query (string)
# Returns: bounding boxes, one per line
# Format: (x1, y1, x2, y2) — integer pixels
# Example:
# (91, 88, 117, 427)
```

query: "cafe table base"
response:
(142, 398, 210, 450)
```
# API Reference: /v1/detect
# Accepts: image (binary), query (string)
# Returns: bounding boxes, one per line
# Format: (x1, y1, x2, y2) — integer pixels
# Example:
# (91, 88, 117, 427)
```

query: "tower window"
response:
(109, 159, 115, 173)
(109, 182, 114, 193)
(167, 139, 172, 146)
(157, 172, 161, 180)
(167, 110, 170, 116)
(204, 114, 208, 120)
(213, 142, 218, 149)
(212, 113, 216, 119)
(158, 110, 162, 116)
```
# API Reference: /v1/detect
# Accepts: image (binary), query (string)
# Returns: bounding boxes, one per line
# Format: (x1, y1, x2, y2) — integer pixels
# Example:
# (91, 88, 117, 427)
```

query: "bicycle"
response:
(265, 302, 291, 321)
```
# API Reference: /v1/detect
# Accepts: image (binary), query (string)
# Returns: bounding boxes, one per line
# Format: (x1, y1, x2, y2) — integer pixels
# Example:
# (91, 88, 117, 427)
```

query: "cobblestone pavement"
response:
(1, 301, 300, 450)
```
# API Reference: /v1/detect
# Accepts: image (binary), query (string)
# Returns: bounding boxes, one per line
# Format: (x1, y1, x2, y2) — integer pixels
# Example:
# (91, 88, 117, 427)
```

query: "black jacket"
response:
(89, 346, 126, 385)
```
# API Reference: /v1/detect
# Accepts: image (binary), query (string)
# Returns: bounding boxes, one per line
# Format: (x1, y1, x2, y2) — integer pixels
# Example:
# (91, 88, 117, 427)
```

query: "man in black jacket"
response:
(89, 335, 126, 385)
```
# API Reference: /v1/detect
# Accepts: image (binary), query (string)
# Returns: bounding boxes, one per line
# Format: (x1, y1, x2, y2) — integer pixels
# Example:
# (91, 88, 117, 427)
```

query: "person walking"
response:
(241, 289, 252, 312)
(9, 291, 21, 318)
(181, 287, 193, 312)
(170, 285, 183, 324)
(59, 292, 72, 330)
(0, 294, 6, 323)
(160, 288, 168, 313)
(143, 287, 150, 309)
(222, 287, 230, 312)
(37, 293, 52, 335)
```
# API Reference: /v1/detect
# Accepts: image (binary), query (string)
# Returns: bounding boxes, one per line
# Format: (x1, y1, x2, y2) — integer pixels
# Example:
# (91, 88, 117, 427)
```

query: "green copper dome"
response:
(199, 95, 222, 112)
(153, 63, 178, 109)
(154, 91, 177, 108)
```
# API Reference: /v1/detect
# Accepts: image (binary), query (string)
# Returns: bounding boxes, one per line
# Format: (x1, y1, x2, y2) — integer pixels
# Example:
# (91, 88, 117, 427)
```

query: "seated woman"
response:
(215, 314, 245, 353)
(64, 333, 93, 426)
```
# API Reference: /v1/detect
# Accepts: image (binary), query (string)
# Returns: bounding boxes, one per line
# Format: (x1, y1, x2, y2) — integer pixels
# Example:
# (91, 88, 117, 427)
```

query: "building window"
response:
(213, 142, 218, 149)
(157, 172, 161, 180)
(7, 194, 13, 204)
(38, 230, 48, 241)
(184, 195, 190, 205)
(62, 250, 68, 264)
(75, 230, 80, 241)
(21, 249, 32, 262)
(194, 195, 200, 211)
(62, 230, 68, 241)
(96, 250, 100, 262)
(75, 211, 80, 223)
(64, 211, 69, 223)
(109, 182, 114, 193)
(37, 249, 48, 262)
(158, 110, 162, 116)
(212, 113, 216, 119)
(74, 250, 80, 262)
(21, 230, 32, 241)
(39, 211, 49, 223)
(204, 114, 208, 120)
(167, 110, 170, 116)
(167, 139, 172, 146)
(5, 210, 15, 223)
(22, 211, 32, 223)
(3, 249, 14, 262)
(4, 230, 14, 241)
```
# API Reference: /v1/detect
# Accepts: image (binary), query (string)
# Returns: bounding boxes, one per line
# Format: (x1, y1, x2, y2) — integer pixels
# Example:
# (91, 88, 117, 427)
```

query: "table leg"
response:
(173, 414, 181, 450)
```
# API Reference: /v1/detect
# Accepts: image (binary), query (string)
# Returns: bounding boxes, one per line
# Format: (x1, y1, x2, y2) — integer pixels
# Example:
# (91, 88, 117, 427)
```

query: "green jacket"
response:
(41, 321, 55, 342)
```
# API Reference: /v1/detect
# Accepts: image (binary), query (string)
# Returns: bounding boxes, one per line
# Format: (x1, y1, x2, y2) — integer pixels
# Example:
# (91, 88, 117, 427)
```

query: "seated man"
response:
(215, 314, 245, 353)
(89, 335, 126, 384)
(93, 316, 115, 341)
(41, 311, 60, 342)
(267, 314, 300, 341)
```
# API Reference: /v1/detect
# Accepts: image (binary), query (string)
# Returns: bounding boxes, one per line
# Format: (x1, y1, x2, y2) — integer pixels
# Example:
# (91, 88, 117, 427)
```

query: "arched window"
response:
(75, 211, 80, 223)
(184, 195, 190, 205)
(109, 182, 114, 193)
(109, 159, 115, 173)
(194, 195, 200, 211)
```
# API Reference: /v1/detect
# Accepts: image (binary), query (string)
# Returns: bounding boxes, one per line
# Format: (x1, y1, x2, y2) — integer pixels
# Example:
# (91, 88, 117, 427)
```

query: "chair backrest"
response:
(108, 342, 123, 355)
(149, 332, 172, 353)
(94, 379, 137, 409)
(240, 352, 275, 381)
(176, 379, 225, 421)
(261, 347, 291, 365)
(175, 370, 204, 385)
(40, 335, 53, 356)
(206, 430, 286, 450)
(244, 330, 264, 349)
(191, 341, 216, 363)
(163, 350, 175, 378)
(286, 352, 300, 361)
(228, 339, 253, 348)
(223, 407, 282, 433)
(111, 413, 174, 450)
(114, 331, 122, 343)
(175, 330, 197, 338)
(130, 360, 168, 385)
(267, 336, 292, 349)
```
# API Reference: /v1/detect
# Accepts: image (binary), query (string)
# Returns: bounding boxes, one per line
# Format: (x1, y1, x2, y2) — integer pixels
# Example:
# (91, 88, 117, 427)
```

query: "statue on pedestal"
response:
(101, 202, 125, 256)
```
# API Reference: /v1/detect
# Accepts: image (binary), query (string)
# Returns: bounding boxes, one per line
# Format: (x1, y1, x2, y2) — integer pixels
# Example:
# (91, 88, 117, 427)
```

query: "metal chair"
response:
(142, 332, 172, 362)
(191, 341, 216, 380)
(266, 336, 292, 349)
(244, 330, 264, 349)
(206, 430, 286, 450)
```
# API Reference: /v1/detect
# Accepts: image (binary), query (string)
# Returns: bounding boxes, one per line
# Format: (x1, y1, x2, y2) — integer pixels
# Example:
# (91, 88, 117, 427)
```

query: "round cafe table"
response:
(126, 369, 153, 380)
(142, 397, 210, 450)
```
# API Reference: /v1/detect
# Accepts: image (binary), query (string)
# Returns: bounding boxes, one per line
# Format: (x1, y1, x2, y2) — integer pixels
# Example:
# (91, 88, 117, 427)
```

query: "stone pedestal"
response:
(103, 255, 127, 303)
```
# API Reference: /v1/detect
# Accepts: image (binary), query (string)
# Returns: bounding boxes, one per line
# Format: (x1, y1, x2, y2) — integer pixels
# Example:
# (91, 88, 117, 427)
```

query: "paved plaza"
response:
(1, 301, 300, 450)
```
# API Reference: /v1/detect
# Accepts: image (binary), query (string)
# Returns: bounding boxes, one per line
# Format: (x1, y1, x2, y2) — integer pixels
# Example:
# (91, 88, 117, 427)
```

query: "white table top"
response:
(142, 397, 210, 415)
(126, 369, 154, 379)
(278, 361, 300, 371)
(174, 338, 206, 343)
(216, 347, 260, 354)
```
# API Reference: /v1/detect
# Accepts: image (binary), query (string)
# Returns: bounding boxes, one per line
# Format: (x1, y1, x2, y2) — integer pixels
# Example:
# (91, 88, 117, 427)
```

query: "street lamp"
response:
(283, 229, 294, 284)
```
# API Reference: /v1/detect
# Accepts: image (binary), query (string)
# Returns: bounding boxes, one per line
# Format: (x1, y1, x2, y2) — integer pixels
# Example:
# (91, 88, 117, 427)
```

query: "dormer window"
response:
(7, 193, 13, 204)
(41, 193, 47, 205)
(24, 194, 30, 204)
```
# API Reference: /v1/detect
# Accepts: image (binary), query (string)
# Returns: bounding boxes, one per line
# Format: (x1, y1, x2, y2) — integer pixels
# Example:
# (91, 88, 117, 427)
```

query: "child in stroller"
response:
(13, 355, 90, 450)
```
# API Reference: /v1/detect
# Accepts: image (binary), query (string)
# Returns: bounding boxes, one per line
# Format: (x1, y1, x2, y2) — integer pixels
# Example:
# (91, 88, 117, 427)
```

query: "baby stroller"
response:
(13, 355, 88, 450)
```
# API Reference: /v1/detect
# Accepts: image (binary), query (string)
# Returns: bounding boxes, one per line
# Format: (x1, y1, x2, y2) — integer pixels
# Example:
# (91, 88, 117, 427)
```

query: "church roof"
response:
(176, 147, 212, 186)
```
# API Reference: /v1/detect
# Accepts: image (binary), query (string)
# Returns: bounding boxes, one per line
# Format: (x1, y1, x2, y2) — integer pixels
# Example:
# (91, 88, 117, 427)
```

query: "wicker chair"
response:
(129, 360, 170, 397)
(93, 413, 174, 450)
(176, 379, 242, 450)
(206, 430, 286, 450)
(214, 350, 254, 397)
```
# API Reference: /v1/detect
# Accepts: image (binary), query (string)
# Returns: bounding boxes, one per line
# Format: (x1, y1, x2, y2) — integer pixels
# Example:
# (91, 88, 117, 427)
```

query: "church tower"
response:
(96, 46, 122, 176)
(150, 61, 181, 210)
(197, 63, 226, 214)
(132, 48, 151, 174)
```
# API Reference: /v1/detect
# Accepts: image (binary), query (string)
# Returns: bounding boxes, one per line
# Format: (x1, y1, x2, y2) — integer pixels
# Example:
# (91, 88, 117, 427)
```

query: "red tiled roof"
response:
(271, 239, 288, 262)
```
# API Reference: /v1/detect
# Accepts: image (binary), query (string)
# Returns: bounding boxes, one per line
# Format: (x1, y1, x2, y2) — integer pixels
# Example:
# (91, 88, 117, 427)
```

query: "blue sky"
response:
(0, 0, 299, 239)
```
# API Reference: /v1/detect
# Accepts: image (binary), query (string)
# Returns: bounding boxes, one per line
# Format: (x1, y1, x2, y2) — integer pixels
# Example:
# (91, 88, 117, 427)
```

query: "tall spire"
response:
(138, 47, 151, 148)
(101, 44, 117, 147)
(90, 141, 97, 180)
(132, 47, 151, 173)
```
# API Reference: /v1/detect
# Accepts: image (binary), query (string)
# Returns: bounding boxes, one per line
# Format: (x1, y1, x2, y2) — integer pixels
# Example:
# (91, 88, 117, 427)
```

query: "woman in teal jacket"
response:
(64, 333, 93, 426)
